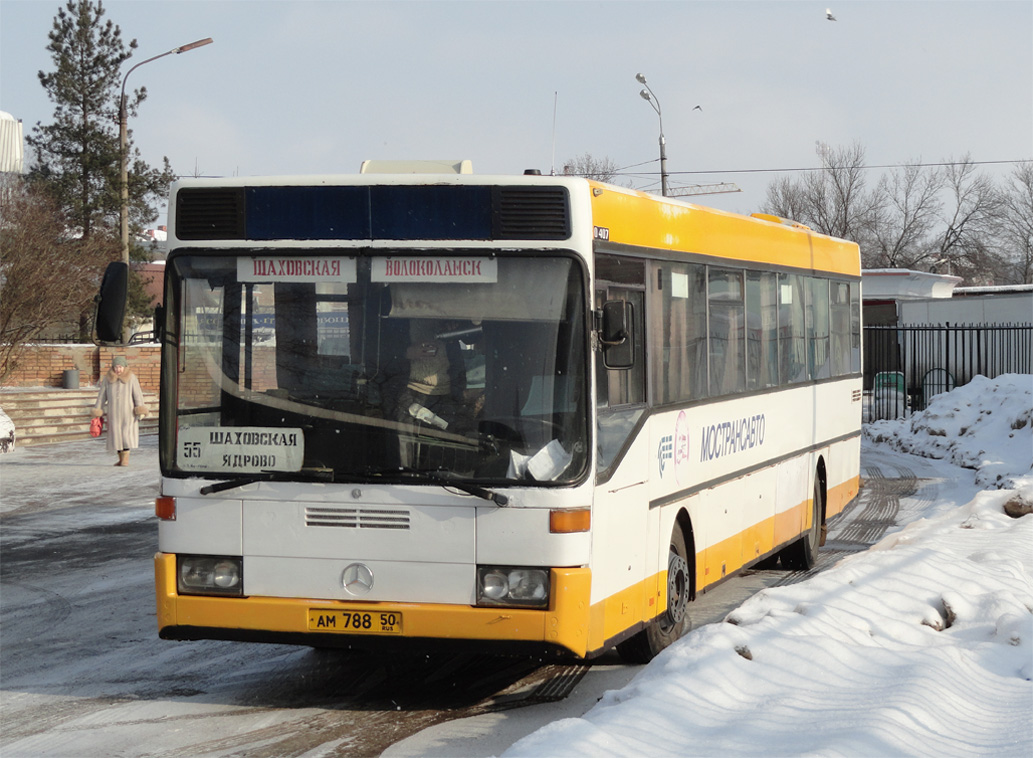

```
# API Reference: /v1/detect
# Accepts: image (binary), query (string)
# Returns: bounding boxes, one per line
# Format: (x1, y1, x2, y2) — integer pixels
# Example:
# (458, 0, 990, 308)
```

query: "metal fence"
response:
(863, 323, 1033, 422)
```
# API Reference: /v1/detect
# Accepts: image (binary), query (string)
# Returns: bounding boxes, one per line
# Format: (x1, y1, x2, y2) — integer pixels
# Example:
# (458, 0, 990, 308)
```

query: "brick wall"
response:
(2, 344, 161, 392)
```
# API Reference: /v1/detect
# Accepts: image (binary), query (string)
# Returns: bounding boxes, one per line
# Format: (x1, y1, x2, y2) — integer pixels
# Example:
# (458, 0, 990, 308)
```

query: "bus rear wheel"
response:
(781, 476, 823, 571)
(616, 526, 692, 663)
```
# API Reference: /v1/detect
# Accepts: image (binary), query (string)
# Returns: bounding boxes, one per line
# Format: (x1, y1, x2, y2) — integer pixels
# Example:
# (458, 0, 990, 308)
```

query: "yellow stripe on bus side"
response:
(588, 183, 860, 278)
(561, 476, 863, 654)
(584, 478, 864, 653)
(587, 570, 665, 654)
(586, 570, 665, 652)
(154, 554, 593, 657)
(696, 499, 805, 591)
(696, 475, 861, 592)
(826, 475, 860, 519)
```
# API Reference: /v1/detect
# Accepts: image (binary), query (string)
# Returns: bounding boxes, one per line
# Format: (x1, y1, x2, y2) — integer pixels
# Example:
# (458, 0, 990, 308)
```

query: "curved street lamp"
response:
(635, 72, 668, 196)
(120, 37, 213, 264)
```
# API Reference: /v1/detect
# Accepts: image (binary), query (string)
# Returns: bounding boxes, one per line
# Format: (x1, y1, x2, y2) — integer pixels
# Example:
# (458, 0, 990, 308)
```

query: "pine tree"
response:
(25, 0, 176, 329)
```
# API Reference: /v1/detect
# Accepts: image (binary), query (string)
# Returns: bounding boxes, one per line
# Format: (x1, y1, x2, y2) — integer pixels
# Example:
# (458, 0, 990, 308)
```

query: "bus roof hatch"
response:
(359, 159, 473, 174)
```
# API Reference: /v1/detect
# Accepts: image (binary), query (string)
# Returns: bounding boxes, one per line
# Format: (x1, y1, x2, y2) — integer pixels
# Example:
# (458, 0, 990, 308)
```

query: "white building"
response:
(0, 111, 24, 174)
(862, 269, 1033, 326)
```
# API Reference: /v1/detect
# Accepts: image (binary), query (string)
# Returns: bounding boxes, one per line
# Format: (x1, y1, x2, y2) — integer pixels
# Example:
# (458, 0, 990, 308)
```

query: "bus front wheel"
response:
(616, 526, 692, 663)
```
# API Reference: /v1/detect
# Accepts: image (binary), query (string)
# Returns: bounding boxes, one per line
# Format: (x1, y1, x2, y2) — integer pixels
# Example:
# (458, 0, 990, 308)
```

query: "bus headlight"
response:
(476, 566, 549, 608)
(178, 555, 244, 596)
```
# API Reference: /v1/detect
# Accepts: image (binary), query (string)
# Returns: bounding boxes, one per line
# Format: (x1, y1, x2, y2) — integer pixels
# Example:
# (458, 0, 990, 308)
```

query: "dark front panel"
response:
(174, 184, 571, 242)
(247, 186, 371, 240)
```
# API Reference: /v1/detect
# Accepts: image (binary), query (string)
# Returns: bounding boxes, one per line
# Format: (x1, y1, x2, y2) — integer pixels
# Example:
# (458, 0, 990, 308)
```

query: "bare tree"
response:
(999, 162, 1033, 284)
(562, 153, 625, 184)
(0, 176, 111, 381)
(762, 144, 1030, 284)
(931, 156, 1005, 283)
(763, 176, 812, 227)
(869, 161, 944, 270)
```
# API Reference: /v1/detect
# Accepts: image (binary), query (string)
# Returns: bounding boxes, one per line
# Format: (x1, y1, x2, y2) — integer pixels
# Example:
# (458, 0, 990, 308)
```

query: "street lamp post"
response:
(635, 72, 668, 197)
(119, 37, 213, 265)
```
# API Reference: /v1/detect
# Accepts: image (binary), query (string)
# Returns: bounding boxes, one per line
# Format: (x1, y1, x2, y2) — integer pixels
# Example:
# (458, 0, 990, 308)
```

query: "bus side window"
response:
(778, 273, 808, 384)
(830, 281, 852, 376)
(746, 271, 779, 389)
(654, 263, 708, 404)
(708, 268, 746, 396)
(809, 277, 831, 380)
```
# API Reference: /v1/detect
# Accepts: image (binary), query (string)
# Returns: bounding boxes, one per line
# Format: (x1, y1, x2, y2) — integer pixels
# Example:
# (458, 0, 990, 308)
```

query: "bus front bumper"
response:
(155, 553, 592, 658)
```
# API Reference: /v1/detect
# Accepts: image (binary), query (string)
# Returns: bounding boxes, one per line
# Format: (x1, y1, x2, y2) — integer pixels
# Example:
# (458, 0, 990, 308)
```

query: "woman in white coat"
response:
(93, 356, 148, 466)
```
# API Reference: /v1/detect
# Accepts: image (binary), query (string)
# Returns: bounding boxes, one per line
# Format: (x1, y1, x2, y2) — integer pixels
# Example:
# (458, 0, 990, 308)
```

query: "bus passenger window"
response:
(778, 273, 808, 384)
(809, 278, 831, 380)
(708, 268, 746, 396)
(830, 281, 852, 376)
(746, 271, 778, 390)
(654, 263, 707, 404)
(850, 282, 862, 373)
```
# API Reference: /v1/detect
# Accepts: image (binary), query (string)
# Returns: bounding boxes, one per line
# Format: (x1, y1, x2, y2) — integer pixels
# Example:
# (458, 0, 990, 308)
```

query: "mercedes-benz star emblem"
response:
(341, 563, 374, 595)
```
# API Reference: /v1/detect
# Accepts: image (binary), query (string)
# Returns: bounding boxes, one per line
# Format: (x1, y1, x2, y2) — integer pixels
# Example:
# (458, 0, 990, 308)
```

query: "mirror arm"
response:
(598, 330, 628, 346)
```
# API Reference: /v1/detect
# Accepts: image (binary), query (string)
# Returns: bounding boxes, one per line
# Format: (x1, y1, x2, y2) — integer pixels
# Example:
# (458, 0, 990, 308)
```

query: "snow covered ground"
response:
(500, 375, 1033, 758)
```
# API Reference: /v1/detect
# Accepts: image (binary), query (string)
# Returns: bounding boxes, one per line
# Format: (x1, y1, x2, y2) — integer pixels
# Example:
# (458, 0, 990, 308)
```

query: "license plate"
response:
(308, 608, 403, 635)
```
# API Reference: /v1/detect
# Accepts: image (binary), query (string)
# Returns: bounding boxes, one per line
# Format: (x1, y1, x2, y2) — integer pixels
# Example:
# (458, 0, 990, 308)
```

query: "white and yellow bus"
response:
(140, 170, 861, 662)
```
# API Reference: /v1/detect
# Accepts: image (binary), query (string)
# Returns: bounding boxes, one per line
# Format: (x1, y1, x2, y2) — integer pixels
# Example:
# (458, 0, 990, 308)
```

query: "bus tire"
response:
(616, 526, 692, 663)
(781, 476, 823, 571)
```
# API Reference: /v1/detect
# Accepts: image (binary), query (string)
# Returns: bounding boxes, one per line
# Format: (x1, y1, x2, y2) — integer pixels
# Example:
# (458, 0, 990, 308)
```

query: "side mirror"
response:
(94, 262, 128, 344)
(601, 299, 635, 370)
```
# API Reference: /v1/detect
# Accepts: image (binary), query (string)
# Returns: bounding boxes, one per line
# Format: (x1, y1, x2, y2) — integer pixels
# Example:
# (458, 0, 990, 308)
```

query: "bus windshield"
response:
(164, 252, 589, 486)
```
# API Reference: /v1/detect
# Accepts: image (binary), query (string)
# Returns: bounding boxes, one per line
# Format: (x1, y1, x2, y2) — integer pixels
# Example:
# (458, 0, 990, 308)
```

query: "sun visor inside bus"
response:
(174, 186, 571, 241)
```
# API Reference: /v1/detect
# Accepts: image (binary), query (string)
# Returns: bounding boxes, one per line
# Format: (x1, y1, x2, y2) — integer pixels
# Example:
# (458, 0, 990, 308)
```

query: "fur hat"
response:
(112, 356, 128, 368)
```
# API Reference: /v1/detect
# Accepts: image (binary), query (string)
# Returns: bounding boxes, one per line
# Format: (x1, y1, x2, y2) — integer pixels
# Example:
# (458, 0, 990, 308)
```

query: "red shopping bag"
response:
(90, 416, 104, 438)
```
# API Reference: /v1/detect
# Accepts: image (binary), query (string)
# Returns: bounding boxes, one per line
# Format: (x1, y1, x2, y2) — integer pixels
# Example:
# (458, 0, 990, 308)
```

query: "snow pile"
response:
(504, 377, 1033, 758)
(865, 373, 1033, 490)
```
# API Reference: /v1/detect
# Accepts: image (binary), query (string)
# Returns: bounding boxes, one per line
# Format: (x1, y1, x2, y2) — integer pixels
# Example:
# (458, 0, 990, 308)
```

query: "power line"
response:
(618, 158, 1032, 178)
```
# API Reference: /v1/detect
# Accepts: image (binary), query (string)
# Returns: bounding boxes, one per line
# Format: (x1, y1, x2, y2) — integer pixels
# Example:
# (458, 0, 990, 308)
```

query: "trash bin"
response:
(62, 369, 80, 389)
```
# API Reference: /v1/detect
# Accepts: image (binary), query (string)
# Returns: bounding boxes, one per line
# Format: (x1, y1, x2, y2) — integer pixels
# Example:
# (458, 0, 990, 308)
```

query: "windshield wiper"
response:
(366, 466, 509, 506)
(198, 466, 508, 506)
(199, 468, 335, 495)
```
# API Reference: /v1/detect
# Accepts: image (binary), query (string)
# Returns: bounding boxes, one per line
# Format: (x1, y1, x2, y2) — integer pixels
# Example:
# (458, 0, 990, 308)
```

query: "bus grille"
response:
(175, 188, 245, 239)
(305, 506, 411, 530)
(494, 187, 571, 239)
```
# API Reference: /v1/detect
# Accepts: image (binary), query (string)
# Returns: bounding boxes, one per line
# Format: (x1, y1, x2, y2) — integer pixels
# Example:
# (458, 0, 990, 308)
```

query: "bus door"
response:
(592, 256, 657, 637)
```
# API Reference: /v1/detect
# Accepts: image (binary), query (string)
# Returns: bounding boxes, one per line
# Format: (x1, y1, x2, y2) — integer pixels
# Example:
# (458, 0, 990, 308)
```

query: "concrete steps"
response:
(0, 388, 159, 447)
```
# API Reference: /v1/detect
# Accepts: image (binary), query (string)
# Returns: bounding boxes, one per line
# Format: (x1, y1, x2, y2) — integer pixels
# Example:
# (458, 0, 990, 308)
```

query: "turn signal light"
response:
(549, 508, 590, 533)
(155, 496, 176, 521)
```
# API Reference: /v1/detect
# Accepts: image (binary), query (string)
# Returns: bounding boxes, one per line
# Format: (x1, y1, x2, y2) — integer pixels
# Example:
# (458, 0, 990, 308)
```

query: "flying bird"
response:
(826, 8, 836, 21)
(693, 105, 702, 111)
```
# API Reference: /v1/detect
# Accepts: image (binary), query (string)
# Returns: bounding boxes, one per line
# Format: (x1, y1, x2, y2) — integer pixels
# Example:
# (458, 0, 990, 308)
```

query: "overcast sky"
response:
(1, 0, 1030, 215)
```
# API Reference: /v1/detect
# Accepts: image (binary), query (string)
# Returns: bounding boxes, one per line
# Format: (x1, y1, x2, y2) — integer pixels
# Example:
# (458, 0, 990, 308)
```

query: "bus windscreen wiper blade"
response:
(367, 466, 508, 506)
(199, 469, 335, 495)
(439, 475, 509, 506)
